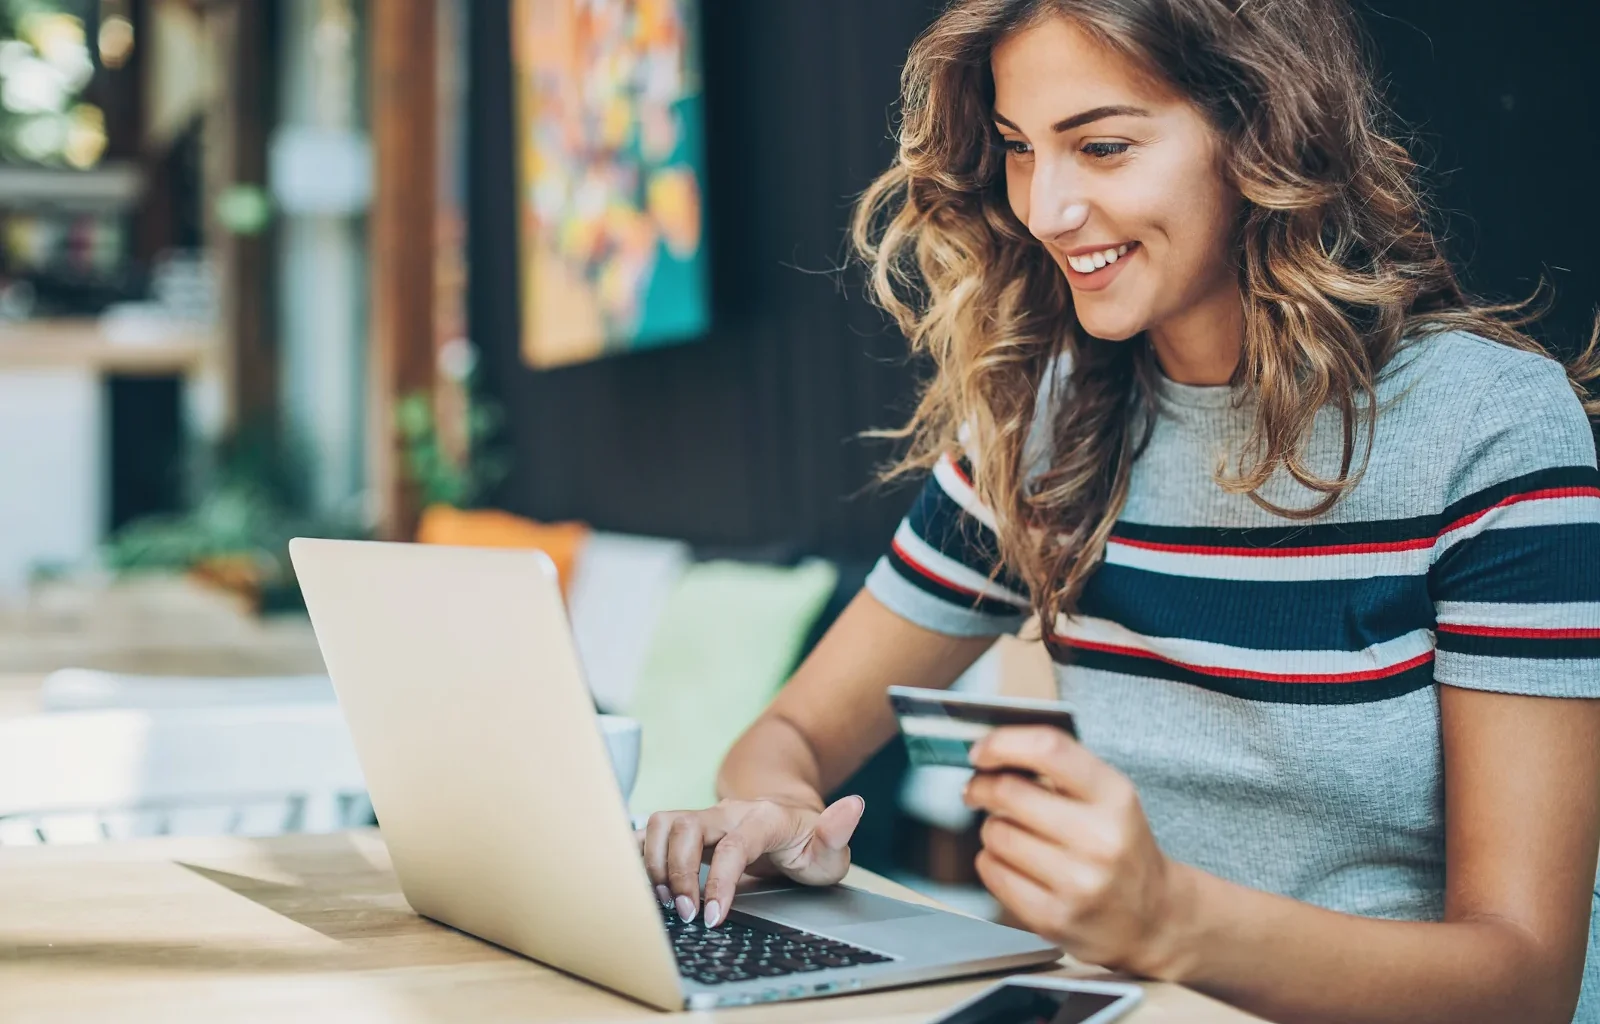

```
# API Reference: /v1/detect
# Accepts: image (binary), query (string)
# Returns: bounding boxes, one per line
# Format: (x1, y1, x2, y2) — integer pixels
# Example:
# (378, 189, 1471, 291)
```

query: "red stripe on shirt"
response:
(1436, 623, 1600, 641)
(942, 455, 974, 489)
(1056, 637, 1436, 685)
(1109, 536, 1434, 558)
(1440, 486, 1600, 537)
(890, 538, 981, 599)
(1109, 486, 1600, 559)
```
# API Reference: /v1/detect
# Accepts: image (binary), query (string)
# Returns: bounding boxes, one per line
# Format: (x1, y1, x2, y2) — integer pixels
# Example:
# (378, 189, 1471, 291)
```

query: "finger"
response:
(969, 726, 1122, 802)
(978, 815, 1102, 899)
(703, 815, 784, 928)
(963, 771, 1112, 854)
(813, 795, 865, 849)
(784, 795, 865, 885)
(642, 811, 680, 902)
(975, 848, 1068, 941)
(645, 808, 736, 904)
(665, 816, 709, 921)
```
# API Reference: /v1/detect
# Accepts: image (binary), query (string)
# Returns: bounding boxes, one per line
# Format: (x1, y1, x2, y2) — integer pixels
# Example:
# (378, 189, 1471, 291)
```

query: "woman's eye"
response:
(1082, 141, 1131, 159)
(999, 139, 1032, 157)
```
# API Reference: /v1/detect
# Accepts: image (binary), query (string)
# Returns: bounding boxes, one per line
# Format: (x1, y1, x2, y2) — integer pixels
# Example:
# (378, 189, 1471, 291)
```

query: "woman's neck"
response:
(1146, 288, 1245, 386)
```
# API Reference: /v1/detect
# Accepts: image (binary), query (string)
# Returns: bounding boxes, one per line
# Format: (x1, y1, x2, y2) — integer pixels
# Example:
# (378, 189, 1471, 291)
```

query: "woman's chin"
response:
(1075, 311, 1147, 343)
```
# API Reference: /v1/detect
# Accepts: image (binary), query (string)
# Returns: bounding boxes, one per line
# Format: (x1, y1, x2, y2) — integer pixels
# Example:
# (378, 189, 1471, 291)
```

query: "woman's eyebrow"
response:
(992, 104, 1152, 133)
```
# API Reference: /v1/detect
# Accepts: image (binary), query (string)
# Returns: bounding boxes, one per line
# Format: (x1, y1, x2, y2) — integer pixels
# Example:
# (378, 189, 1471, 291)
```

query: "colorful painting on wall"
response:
(511, 0, 709, 369)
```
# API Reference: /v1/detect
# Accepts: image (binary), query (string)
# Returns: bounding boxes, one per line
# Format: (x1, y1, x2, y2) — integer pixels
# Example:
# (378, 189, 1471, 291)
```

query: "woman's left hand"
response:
(963, 725, 1187, 976)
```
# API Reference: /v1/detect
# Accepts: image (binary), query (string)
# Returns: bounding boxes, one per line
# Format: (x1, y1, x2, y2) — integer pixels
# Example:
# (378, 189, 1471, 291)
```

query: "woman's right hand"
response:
(638, 794, 866, 929)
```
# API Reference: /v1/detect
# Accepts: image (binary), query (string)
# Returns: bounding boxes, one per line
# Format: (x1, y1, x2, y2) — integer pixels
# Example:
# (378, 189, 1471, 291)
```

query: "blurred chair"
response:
(0, 704, 368, 846)
(625, 558, 838, 817)
(567, 532, 691, 714)
(415, 506, 591, 597)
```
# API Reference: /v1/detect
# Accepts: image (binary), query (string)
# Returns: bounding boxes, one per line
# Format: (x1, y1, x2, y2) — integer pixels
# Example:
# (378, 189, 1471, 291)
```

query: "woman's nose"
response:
(1028, 196, 1090, 244)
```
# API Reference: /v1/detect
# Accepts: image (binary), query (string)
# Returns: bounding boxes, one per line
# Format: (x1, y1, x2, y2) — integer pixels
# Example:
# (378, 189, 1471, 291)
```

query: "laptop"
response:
(288, 538, 1062, 1010)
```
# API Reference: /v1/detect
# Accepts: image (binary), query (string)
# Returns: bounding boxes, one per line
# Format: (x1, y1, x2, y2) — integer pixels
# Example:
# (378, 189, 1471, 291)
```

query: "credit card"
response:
(887, 686, 1078, 768)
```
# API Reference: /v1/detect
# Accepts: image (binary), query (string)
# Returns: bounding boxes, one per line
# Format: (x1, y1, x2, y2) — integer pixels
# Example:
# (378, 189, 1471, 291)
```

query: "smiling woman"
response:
(852, 0, 1600, 632)
(640, 4, 1600, 1023)
(988, 45, 1241, 352)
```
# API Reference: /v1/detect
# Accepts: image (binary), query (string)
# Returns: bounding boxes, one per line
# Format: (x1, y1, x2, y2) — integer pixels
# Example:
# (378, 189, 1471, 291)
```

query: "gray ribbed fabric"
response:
(867, 332, 1600, 1020)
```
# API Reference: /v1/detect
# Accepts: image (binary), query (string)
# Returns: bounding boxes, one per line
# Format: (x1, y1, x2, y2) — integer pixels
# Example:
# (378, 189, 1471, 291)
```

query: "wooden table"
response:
(0, 830, 1265, 1023)
(0, 576, 327, 680)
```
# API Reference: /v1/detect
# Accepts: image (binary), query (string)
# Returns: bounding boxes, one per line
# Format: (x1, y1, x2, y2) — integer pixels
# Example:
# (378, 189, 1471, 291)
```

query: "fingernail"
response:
(675, 895, 696, 923)
(704, 900, 722, 928)
(655, 885, 671, 906)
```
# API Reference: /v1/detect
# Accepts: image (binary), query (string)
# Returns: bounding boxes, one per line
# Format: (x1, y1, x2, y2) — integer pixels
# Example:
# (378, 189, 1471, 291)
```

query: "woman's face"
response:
(991, 16, 1240, 345)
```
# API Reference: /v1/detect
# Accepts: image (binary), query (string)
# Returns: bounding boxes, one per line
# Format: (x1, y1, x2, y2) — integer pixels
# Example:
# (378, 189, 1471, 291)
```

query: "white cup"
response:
(598, 714, 642, 800)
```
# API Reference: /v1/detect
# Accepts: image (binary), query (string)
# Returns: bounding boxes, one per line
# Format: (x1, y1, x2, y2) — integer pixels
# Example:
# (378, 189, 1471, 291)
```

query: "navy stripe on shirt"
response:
(1058, 642, 1438, 705)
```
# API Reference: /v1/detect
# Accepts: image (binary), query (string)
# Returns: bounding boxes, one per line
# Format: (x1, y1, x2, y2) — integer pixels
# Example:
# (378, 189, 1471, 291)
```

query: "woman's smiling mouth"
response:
(1063, 241, 1139, 290)
(1065, 241, 1136, 274)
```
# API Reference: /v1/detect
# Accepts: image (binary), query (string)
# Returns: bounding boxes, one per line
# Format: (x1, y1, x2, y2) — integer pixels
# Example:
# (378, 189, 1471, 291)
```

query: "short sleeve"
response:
(1430, 354, 1600, 696)
(865, 454, 1031, 637)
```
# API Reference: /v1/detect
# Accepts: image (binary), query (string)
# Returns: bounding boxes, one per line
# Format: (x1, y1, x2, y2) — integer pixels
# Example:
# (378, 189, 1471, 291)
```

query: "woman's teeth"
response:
(1067, 243, 1132, 274)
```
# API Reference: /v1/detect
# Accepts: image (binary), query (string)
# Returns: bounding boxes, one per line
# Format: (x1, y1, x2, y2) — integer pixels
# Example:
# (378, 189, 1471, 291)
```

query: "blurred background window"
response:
(0, 0, 142, 319)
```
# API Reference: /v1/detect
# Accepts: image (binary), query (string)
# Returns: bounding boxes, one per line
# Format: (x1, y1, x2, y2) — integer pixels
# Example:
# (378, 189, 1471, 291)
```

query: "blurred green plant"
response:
(396, 354, 509, 509)
(103, 422, 367, 612)
(101, 347, 508, 610)
(214, 183, 273, 236)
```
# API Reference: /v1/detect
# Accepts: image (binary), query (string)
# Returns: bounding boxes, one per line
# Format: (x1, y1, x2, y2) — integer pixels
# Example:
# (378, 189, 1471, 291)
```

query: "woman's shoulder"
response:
(1382, 329, 1573, 401)
(1381, 330, 1583, 424)
(1381, 330, 1595, 500)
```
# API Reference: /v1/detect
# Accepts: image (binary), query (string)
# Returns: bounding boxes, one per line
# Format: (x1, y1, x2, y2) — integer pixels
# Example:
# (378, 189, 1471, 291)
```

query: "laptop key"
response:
(665, 902, 893, 978)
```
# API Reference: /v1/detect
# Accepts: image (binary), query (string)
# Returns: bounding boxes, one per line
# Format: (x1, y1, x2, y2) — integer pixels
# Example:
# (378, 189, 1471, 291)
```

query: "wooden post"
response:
(202, 0, 276, 436)
(433, 0, 473, 472)
(369, 0, 439, 540)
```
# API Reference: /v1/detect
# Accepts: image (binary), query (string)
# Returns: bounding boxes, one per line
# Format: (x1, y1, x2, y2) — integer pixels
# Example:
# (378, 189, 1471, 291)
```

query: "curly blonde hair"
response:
(853, 0, 1600, 631)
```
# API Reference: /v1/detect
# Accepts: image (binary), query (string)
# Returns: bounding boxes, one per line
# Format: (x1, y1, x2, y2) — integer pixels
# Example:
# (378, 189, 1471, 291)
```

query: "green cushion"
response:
(625, 559, 838, 816)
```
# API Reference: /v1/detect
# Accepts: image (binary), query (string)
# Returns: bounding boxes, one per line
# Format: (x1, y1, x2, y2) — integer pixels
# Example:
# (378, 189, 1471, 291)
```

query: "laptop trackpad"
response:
(737, 886, 937, 932)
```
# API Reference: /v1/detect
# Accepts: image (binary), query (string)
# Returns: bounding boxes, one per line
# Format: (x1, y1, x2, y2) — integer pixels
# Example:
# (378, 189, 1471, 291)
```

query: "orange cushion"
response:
(416, 505, 590, 596)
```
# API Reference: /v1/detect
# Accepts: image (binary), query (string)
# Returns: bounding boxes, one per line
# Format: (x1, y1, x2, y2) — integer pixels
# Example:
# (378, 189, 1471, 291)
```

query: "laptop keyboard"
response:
(660, 903, 893, 986)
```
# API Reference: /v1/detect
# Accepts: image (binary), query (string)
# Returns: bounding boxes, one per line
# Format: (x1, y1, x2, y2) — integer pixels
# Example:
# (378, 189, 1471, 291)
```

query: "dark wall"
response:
(469, 0, 941, 561)
(1363, 0, 1600, 354)
(469, 0, 1599, 560)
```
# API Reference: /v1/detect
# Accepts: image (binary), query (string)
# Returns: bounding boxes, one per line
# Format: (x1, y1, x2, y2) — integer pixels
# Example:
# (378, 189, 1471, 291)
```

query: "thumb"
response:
(813, 795, 866, 851)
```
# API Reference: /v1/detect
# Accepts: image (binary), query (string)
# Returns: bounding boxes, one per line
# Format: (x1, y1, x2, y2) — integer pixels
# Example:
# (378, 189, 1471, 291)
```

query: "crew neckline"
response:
(1151, 370, 1239, 409)
(1150, 335, 1440, 412)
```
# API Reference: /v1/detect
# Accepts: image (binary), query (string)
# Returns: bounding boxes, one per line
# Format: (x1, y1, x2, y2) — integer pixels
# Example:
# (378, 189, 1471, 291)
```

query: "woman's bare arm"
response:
(639, 590, 994, 925)
(1144, 687, 1600, 1023)
(716, 590, 996, 805)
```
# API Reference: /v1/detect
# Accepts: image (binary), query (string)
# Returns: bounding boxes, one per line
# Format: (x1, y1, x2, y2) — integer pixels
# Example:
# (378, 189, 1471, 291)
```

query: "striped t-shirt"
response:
(866, 331, 1600, 1019)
